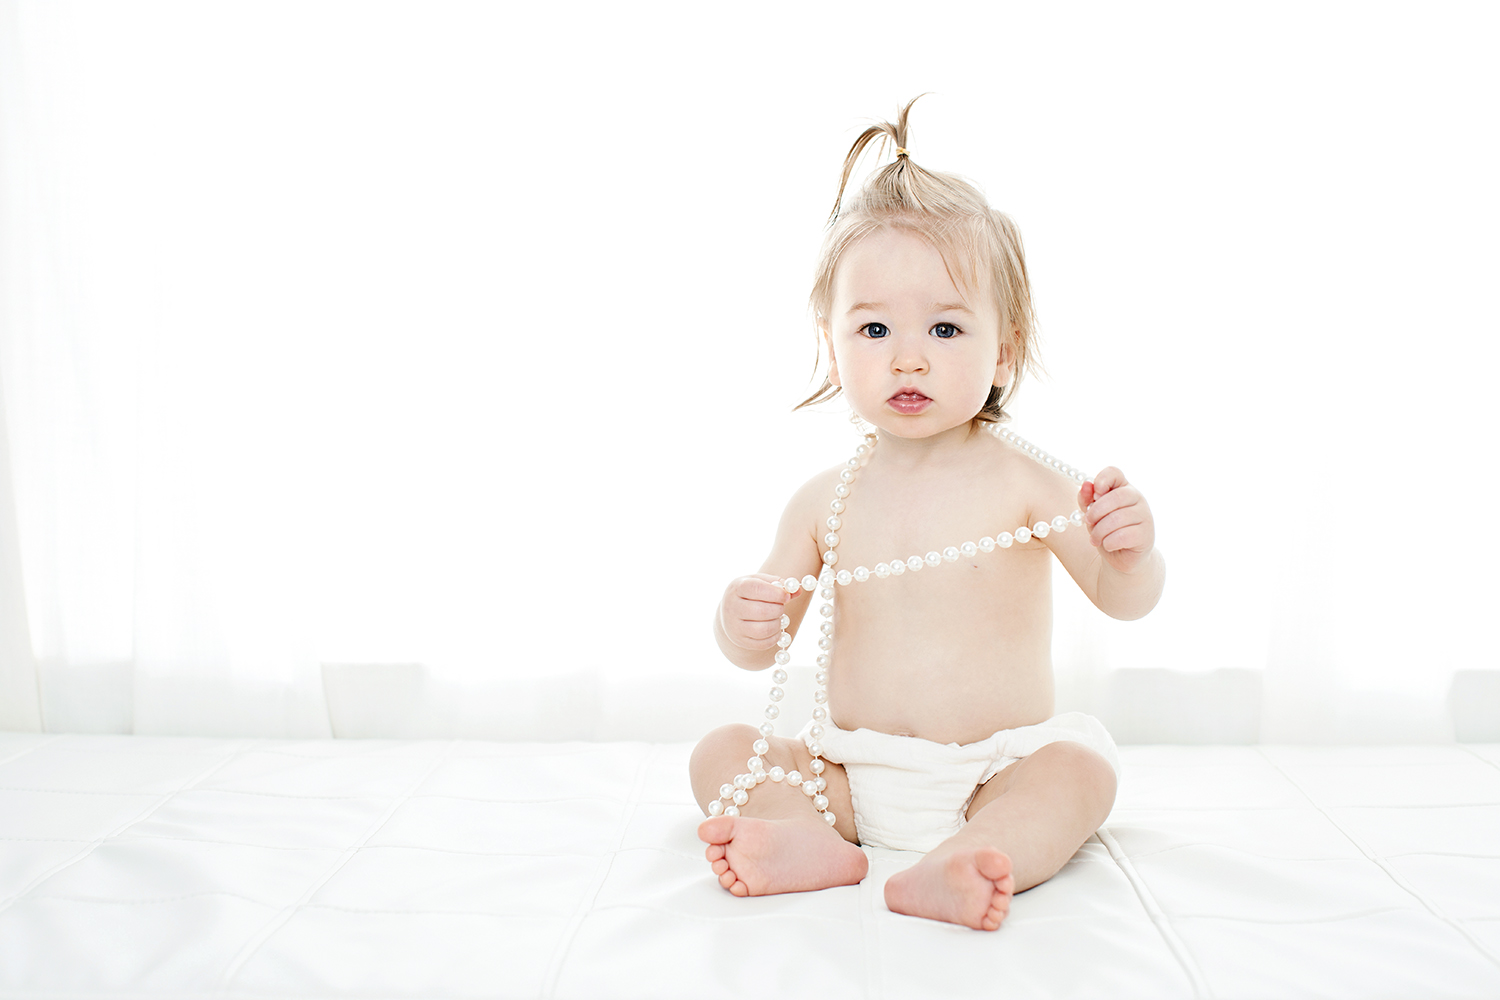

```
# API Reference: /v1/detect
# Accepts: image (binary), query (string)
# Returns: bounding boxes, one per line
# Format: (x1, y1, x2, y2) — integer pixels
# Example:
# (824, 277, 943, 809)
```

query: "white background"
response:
(2, 1, 1496, 736)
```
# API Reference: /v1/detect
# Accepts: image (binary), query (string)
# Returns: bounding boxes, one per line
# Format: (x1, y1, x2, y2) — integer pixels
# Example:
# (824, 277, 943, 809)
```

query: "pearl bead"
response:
(755, 771, 767, 783)
(777, 633, 792, 648)
(819, 621, 833, 636)
(784, 578, 801, 594)
(815, 654, 830, 667)
(774, 651, 790, 666)
(823, 550, 838, 565)
(853, 566, 869, 582)
(847, 456, 861, 468)
(839, 468, 854, 483)
(923, 551, 940, 567)
(734, 774, 750, 789)
(769, 686, 784, 701)
(813, 670, 827, 685)
(960, 541, 977, 558)
(833, 484, 849, 498)
(814, 776, 826, 791)
(874, 562, 890, 578)
(769, 766, 785, 782)
(1052, 515, 1068, 532)
(813, 794, 829, 811)
(825, 532, 840, 547)
(748, 756, 763, 772)
(759, 722, 775, 737)
(814, 690, 828, 704)
(907, 556, 923, 571)
(831, 499, 844, 513)
(725, 805, 740, 817)
(810, 724, 825, 738)
(827, 516, 841, 530)
(1070, 509, 1084, 526)
(807, 741, 822, 756)
(733, 789, 749, 805)
(812, 707, 827, 720)
(753, 738, 770, 755)
(708, 799, 724, 816)
(817, 637, 831, 651)
(786, 770, 802, 785)
(979, 536, 995, 552)
(819, 603, 834, 617)
(764, 705, 780, 719)
(801, 575, 818, 592)
(998, 532, 1013, 548)
(943, 546, 959, 562)
(772, 670, 787, 685)
(810, 758, 825, 773)
(780, 614, 790, 628)
(890, 560, 906, 576)
(801, 780, 817, 796)
(820, 587, 834, 599)
(836, 570, 852, 586)
(719, 783, 734, 799)
(823, 811, 836, 826)
(1032, 521, 1049, 538)
(1015, 526, 1031, 543)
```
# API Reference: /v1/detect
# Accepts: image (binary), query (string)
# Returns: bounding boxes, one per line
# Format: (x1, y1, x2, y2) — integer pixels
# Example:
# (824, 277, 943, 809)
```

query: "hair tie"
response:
(895, 147, 910, 158)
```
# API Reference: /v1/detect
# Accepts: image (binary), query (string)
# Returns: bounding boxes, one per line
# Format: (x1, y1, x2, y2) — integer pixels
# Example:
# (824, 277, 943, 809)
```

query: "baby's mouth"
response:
(887, 390, 932, 414)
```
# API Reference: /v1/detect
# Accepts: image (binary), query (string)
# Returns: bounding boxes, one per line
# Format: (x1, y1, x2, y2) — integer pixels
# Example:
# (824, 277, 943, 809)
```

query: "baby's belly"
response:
(827, 630, 1056, 746)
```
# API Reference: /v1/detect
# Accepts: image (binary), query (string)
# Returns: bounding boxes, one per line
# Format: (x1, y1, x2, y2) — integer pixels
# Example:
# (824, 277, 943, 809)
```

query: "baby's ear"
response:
(994, 331, 1018, 387)
(822, 325, 841, 387)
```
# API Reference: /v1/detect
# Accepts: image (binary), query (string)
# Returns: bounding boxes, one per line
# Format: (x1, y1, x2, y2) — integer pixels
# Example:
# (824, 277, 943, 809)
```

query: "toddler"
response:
(689, 99, 1164, 932)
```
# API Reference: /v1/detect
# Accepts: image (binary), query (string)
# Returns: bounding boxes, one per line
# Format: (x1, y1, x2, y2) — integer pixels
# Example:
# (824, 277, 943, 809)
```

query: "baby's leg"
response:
(883, 741, 1116, 930)
(689, 723, 867, 896)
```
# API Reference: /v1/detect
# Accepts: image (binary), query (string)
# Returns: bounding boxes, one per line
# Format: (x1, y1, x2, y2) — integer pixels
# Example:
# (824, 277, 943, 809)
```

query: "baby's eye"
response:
(861, 322, 890, 339)
(931, 323, 961, 339)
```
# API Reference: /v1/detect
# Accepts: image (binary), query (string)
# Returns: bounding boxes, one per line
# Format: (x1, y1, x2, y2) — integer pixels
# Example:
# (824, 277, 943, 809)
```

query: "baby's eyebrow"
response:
(845, 301, 974, 314)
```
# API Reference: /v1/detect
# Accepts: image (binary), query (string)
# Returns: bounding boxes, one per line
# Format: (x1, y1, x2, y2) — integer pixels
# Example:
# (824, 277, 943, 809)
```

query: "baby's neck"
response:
(865, 421, 989, 472)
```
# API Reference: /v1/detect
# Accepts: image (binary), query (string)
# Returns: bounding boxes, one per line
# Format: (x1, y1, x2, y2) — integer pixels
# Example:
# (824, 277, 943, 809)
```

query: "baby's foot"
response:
(698, 814, 868, 896)
(883, 846, 1014, 931)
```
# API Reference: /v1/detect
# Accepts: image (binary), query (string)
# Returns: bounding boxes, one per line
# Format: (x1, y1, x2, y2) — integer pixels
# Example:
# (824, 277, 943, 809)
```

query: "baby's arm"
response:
(1041, 464, 1164, 620)
(712, 471, 831, 670)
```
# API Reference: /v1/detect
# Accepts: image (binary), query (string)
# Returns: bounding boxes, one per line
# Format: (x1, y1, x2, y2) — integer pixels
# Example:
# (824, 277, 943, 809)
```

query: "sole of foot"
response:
(699, 814, 868, 896)
(883, 846, 1014, 931)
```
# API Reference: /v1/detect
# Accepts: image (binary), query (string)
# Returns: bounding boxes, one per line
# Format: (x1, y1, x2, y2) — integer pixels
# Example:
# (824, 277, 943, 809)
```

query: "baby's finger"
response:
(1100, 523, 1150, 555)
(1090, 505, 1144, 548)
(1078, 481, 1096, 510)
(1089, 467, 1127, 499)
(1084, 485, 1137, 530)
(739, 576, 792, 605)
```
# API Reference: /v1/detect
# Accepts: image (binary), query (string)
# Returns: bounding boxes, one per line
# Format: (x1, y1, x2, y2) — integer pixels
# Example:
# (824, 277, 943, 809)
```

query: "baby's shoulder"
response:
(981, 428, 1086, 512)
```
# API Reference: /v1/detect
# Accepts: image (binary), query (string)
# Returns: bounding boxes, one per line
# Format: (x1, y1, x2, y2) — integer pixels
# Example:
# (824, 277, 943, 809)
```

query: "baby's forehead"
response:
(832, 229, 996, 312)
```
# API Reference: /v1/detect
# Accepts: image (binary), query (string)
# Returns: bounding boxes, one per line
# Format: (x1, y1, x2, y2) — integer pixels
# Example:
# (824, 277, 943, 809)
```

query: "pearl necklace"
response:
(706, 423, 1089, 827)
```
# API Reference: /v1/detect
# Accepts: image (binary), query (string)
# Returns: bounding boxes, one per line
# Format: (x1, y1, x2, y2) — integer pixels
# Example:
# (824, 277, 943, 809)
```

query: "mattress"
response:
(1, 734, 1497, 999)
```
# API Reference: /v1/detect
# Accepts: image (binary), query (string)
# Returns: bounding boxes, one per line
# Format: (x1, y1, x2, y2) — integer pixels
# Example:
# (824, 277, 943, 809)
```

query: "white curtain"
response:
(2, 1, 1496, 740)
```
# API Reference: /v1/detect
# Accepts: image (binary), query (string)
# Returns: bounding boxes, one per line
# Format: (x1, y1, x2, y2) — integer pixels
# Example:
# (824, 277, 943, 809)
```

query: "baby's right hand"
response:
(719, 574, 792, 651)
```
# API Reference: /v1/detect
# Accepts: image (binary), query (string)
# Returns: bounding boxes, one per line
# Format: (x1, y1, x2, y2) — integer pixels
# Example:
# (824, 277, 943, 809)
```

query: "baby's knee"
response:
(689, 724, 762, 771)
(1039, 740, 1118, 809)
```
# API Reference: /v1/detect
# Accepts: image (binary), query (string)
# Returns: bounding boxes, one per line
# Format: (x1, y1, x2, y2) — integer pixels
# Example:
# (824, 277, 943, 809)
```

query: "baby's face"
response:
(825, 229, 1011, 443)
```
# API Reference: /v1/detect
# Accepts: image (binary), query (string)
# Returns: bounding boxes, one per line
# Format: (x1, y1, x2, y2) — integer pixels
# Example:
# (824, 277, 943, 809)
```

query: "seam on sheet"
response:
(1460, 745, 1500, 775)
(0, 733, 59, 768)
(0, 743, 247, 917)
(1256, 746, 1500, 973)
(539, 743, 656, 999)
(859, 848, 882, 1000)
(217, 740, 458, 990)
(1097, 827, 1212, 1000)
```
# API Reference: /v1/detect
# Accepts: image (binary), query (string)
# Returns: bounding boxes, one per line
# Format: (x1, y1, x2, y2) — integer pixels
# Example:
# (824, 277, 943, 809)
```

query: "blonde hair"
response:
(799, 96, 1038, 424)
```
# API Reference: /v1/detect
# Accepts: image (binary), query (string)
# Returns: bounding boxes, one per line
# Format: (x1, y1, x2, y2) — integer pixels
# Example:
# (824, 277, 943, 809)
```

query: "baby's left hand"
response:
(1079, 467, 1154, 574)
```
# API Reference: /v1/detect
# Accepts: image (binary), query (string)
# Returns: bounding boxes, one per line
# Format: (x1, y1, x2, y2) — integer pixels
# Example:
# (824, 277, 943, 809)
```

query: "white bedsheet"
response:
(1, 734, 1497, 998)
